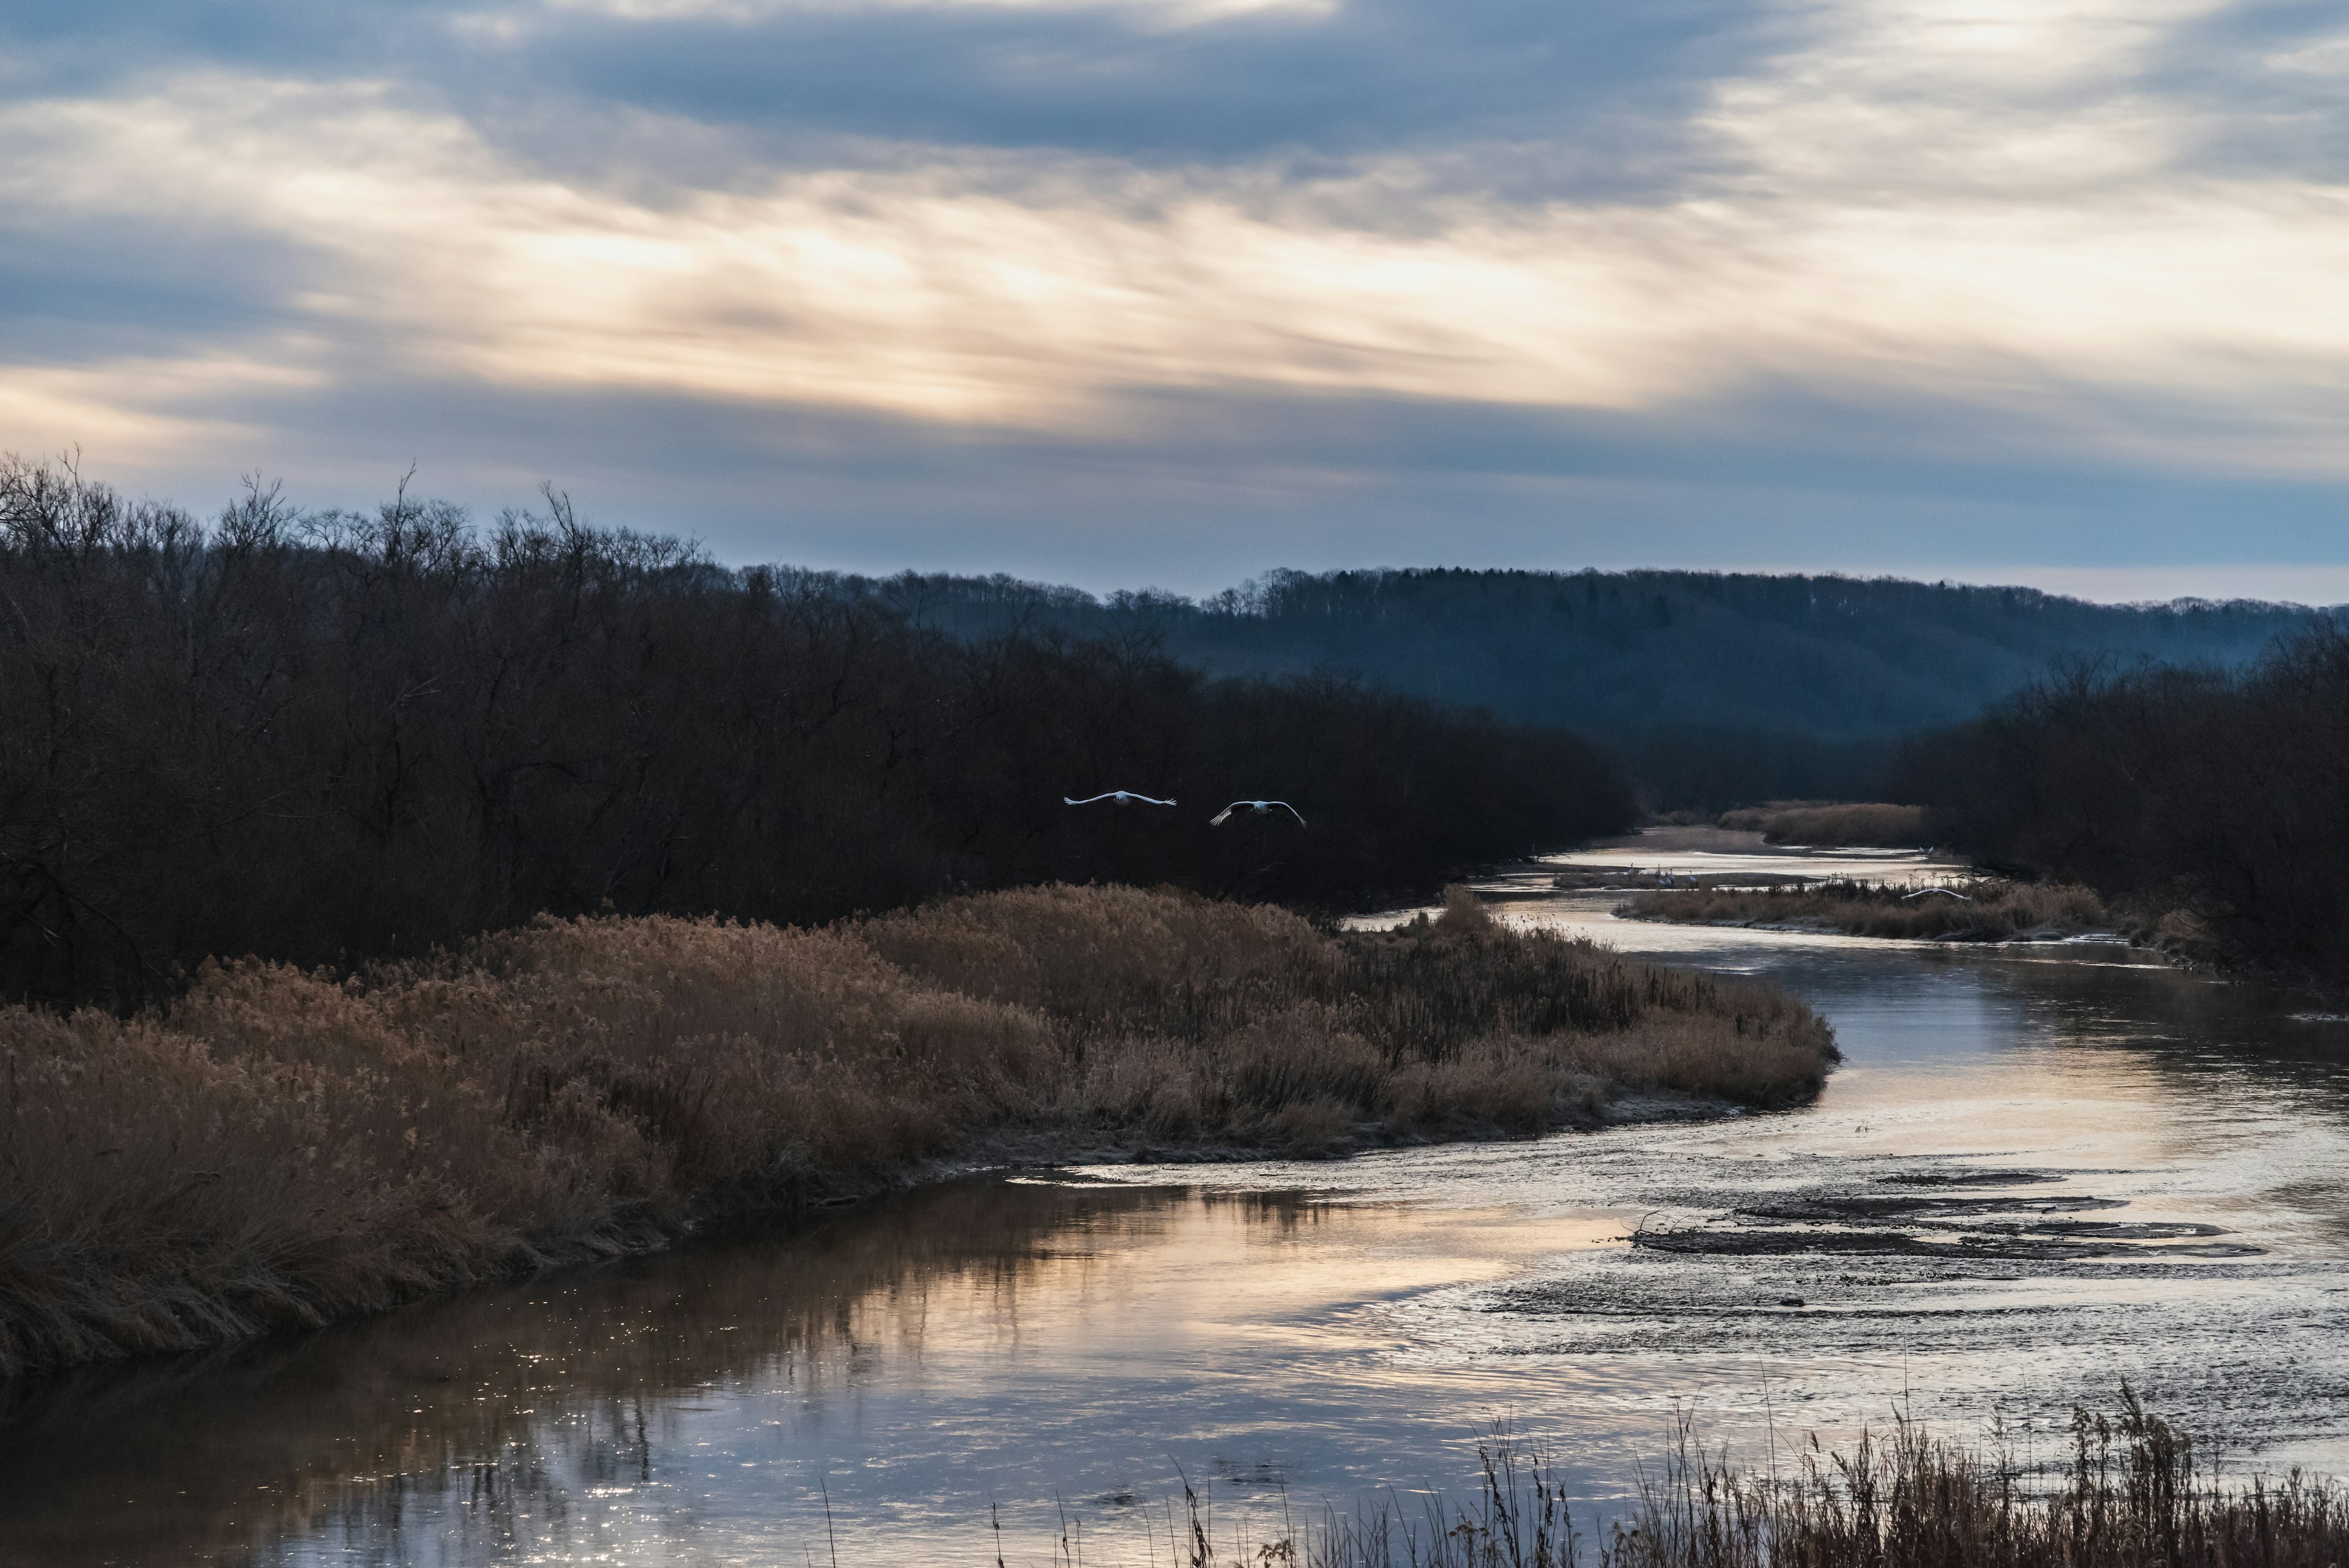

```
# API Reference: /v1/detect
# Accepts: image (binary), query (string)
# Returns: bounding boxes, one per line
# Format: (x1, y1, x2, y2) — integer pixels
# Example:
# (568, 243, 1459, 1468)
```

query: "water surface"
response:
(9, 837, 2349, 1566)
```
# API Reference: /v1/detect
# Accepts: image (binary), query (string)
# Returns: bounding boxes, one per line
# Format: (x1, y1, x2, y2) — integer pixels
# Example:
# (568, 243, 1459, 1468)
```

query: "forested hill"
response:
(848, 568, 2323, 803)
(862, 568, 2320, 739)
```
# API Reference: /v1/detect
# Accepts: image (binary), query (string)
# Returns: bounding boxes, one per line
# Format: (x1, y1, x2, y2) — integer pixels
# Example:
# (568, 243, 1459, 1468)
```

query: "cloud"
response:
(543, 0, 1337, 23)
(0, 354, 321, 469)
(0, 0, 1762, 183)
(0, 0, 2343, 582)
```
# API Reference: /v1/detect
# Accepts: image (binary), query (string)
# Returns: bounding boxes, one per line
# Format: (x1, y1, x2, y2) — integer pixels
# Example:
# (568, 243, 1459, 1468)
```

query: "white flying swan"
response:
(1902, 886, 1972, 901)
(1064, 790, 1178, 807)
(1209, 800, 1306, 827)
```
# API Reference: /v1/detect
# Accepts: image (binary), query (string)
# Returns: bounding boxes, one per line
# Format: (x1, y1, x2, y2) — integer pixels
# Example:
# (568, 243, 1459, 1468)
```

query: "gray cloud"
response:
(0, 1, 466, 95)
(4, 0, 1782, 196)
(508, 0, 1770, 181)
(0, 217, 316, 361)
(72, 347, 2341, 596)
(1, 0, 2345, 587)
(2146, 2, 2349, 180)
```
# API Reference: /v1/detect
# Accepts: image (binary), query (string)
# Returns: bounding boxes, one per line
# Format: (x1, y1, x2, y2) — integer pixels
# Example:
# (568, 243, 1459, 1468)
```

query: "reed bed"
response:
(0, 885, 1833, 1376)
(1624, 877, 2108, 942)
(1169, 1395, 2349, 1568)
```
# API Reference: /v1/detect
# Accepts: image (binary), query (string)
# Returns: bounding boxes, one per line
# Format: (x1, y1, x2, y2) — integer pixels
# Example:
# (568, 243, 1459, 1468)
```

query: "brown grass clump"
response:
(1625, 877, 2107, 942)
(1716, 801, 1929, 847)
(0, 884, 1833, 1376)
(1176, 1394, 2349, 1568)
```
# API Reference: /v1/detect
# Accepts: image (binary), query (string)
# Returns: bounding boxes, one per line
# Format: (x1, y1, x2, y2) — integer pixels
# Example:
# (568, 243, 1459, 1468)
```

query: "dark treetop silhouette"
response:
(0, 460, 1633, 1008)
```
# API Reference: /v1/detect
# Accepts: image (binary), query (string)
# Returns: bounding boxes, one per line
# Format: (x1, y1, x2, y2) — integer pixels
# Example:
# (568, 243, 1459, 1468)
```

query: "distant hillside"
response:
(827, 568, 2326, 807)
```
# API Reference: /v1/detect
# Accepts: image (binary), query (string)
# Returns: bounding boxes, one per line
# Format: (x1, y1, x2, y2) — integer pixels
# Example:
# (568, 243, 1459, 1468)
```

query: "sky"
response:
(3, 0, 2346, 598)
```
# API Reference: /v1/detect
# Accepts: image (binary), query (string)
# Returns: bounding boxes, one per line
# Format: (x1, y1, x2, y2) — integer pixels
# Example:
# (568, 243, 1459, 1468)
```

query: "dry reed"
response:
(0, 885, 1833, 1376)
(1173, 1394, 2349, 1568)
(1625, 877, 2108, 942)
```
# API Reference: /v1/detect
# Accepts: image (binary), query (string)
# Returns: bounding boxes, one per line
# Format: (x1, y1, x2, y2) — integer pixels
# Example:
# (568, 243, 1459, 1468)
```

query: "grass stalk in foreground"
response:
(1166, 1395, 2347, 1568)
(1623, 877, 2108, 943)
(0, 884, 1833, 1376)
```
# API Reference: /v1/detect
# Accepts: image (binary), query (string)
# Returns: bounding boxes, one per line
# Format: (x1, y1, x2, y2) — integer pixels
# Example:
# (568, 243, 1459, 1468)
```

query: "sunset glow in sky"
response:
(4, 0, 2345, 593)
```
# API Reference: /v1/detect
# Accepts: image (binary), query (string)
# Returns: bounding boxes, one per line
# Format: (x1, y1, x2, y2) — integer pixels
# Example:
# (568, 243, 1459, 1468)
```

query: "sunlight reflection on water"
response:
(6, 836, 2349, 1566)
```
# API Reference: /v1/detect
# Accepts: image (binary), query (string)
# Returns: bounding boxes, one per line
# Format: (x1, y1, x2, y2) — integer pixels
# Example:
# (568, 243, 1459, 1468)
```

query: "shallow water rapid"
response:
(9, 835, 2349, 1566)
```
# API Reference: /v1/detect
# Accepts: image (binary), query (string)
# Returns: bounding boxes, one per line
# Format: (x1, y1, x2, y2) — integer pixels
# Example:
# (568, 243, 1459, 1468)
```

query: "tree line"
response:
(778, 565, 2321, 809)
(0, 460, 1633, 1009)
(1894, 622, 2349, 979)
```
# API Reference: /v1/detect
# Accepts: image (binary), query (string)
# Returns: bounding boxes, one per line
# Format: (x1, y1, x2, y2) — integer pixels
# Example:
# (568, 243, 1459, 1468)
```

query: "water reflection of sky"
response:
(7, 836, 2349, 1566)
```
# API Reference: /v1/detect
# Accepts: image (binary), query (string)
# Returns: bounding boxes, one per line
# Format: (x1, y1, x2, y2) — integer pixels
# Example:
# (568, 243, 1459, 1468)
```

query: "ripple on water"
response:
(9, 837, 2349, 1566)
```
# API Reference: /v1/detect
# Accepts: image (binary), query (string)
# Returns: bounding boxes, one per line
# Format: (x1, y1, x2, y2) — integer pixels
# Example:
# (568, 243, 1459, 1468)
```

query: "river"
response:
(8, 834, 2349, 1566)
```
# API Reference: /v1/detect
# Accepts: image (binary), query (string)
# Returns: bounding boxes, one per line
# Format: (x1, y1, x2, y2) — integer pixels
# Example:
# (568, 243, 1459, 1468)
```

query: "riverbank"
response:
(0, 883, 1835, 1377)
(1618, 876, 2110, 943)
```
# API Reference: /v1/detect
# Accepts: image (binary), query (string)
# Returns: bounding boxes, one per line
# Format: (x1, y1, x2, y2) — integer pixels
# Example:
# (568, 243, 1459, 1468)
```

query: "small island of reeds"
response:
(0, 883, 1834, 1377)
(1620, 877, 2109, 943)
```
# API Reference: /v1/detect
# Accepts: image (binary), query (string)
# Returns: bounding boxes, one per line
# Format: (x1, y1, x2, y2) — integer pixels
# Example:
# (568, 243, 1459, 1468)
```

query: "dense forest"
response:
(0, 462, 1634, 1009)
(1895, 623, 2349, 979)
(798, 567, 2322, 807)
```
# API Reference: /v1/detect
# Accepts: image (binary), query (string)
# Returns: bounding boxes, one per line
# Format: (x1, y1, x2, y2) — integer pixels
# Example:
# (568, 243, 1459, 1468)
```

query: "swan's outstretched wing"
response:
(1133, 794, 1177, 806)
(1064, 792, 1116, 805)
(1211, 800, 1302, 825)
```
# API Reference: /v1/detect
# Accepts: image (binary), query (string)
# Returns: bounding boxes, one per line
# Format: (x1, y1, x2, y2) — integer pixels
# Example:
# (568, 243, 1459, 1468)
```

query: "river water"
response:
(10, 835, 2349, 1566)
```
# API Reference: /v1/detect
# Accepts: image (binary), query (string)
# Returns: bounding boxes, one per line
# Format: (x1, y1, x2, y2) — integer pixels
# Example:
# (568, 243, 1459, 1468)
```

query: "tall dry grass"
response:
(1626, 877, 2107, 942)
(1156, 1401, 2349, 1568)
(1173, 1395, 2349, 1568)
(1716, 802, 1929, 847)
(0, 885, 1833, 1376)
(1306, 1401, 2349, 1568)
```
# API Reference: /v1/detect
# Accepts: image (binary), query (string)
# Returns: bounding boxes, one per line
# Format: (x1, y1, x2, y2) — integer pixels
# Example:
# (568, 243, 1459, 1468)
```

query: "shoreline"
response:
(0, 1085, 1785, 1419)
(1611, 875, 2113, 948)
(908, 1083, 1773, 1179)
(1614, 907, 2127, 946)
(1614, 901, 2227, 975)
(1557, 828, 2257, 979)
(0, 884, 1836, 1380)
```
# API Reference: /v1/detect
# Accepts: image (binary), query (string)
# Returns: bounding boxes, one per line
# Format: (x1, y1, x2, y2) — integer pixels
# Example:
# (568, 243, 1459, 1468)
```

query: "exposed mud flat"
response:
(1631, 1165, 2259, 1261)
